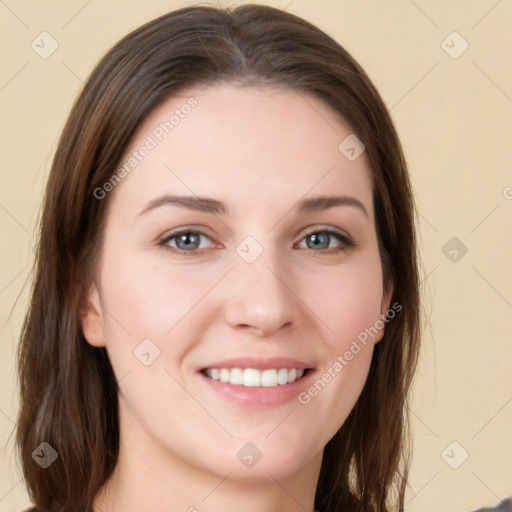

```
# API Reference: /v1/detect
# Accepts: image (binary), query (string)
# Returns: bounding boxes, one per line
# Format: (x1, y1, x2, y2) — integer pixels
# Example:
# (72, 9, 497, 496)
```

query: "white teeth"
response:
(243, 368, 261, 387)
(229, 368, 243, 385)
(204, 367, 306, 387)
(261, 369, 278, 387)
(277, 368, 289, 385)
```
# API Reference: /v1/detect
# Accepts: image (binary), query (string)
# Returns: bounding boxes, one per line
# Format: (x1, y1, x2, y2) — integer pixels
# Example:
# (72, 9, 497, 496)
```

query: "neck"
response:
(93, 399, 322, 512)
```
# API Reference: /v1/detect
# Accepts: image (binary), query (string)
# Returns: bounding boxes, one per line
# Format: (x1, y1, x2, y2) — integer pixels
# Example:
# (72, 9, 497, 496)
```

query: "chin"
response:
(196, 435, 320, 482)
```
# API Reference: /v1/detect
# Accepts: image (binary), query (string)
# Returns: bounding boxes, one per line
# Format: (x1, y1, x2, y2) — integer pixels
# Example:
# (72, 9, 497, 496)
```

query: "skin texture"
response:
(81, 83, 392, 512)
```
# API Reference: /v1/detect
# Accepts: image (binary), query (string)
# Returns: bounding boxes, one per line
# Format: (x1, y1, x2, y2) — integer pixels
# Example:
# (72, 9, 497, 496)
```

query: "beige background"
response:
(1, 1, 511, 510)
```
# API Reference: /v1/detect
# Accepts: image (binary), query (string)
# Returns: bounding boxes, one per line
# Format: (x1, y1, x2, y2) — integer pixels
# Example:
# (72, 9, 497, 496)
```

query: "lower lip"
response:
(199, 370, 315, 407)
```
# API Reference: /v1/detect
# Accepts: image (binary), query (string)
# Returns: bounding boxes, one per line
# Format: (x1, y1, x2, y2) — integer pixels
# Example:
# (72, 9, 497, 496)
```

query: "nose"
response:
(223, 252, 298, 338)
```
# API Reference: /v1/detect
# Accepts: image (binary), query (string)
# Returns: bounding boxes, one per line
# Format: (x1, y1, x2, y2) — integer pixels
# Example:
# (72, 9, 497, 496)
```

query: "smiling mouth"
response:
(201, 367, 311, 388)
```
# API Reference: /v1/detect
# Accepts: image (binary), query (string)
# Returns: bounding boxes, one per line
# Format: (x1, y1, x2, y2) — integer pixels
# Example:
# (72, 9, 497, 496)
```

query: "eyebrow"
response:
(138, 193, 369, 218)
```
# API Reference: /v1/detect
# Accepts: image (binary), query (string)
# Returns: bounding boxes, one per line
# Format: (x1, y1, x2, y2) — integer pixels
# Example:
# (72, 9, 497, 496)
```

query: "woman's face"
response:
(82, 83, 391, 482)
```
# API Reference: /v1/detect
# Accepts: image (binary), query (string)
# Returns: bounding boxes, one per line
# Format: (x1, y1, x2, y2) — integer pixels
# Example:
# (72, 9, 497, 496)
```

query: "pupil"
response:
(309, 233, 328, 249)
(177, 233, 199, 250)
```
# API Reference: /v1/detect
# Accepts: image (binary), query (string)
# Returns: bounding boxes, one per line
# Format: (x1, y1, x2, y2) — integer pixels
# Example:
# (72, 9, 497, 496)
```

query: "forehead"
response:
(111, 83, 373, 219)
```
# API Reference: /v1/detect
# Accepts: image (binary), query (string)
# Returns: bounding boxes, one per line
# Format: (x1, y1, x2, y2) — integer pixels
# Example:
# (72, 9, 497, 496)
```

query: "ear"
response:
(374, 282, 394, 344)
(79, 281, 106, 347)
(380, 283, 393, 316)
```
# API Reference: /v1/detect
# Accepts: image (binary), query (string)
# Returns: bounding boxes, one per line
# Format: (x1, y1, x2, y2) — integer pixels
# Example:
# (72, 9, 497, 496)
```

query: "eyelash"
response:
(158, 227, 355, 256)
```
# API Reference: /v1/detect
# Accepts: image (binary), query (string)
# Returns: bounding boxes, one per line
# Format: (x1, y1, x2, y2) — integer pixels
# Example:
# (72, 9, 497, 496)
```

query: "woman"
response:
(16, 4, 421, 511)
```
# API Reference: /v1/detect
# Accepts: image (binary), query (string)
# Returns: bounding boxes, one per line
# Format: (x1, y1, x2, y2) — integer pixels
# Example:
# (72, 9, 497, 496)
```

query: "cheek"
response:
(294, 253, 383, 417)
(97, 249, 224, 369)
(305, 252, 385, 348)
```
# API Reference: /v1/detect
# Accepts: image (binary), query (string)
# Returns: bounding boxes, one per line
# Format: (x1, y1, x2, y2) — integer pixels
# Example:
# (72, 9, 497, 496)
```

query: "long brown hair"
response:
(16, 4, 421, 511)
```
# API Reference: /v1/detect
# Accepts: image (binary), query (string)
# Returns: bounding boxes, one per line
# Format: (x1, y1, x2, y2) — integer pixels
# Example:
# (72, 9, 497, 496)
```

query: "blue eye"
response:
(159, 228, 354, 256)
(297, 229, 353, 253)
(160, 230, 213, 254)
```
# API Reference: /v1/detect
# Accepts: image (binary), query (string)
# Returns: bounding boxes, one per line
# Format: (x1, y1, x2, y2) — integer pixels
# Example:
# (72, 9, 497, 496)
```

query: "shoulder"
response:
(471, 497, 512, 512)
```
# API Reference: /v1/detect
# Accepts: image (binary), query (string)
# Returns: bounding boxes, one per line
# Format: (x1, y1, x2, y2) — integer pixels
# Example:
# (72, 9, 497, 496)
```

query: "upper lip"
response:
(199, 356, 314, 371)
